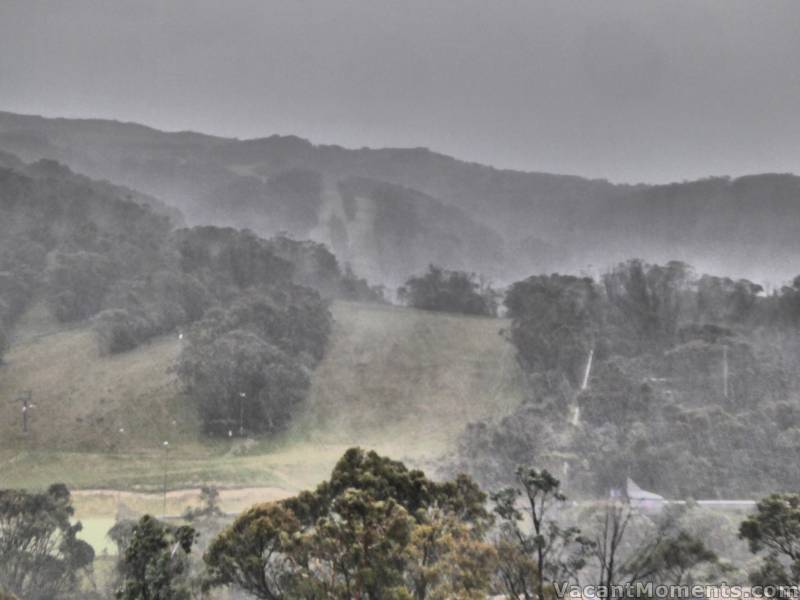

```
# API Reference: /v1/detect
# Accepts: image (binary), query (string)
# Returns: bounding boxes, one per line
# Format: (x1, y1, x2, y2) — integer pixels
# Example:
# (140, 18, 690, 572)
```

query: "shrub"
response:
(93, 309, 146, 354)
(399, 265, 498, 317)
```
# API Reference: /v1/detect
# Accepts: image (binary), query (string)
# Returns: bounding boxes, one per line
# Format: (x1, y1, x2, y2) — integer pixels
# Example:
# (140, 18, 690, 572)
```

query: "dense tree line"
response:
(103, 450, 755, 599)
(504, 273, 602, 383)
(6, 451, 799, 599)
(0, 158, 389, 434)
(93, 228, 379, 357)
(456, 259, 800, 498)
(0, 161, 171, 362)
(398, 264, 499, 317)
(0, 158, 379, 354)
(106, 449, 721, 599)
(0, 159, 174, 357)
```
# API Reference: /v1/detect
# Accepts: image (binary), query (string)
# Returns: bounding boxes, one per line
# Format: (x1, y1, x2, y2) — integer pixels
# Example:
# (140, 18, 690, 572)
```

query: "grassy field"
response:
(0, 301, 526, 516)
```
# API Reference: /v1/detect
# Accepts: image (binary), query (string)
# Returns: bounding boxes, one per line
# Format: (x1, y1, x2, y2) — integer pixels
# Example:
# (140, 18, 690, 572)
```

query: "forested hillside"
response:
(2, 120, 799, 600)
(0, 155, 382, 438)
(2, 111, 800, 285)
(4, 150, 800, 501)
(453, 260, 800, 499)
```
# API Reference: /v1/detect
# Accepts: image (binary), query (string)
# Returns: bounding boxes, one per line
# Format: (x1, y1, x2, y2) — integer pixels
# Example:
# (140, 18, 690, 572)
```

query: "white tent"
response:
(626, 477, 665, 510)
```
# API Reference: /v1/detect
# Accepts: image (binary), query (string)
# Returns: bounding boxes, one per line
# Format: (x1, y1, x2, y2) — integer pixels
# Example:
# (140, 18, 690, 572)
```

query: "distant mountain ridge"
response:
(0, 110, 798, 285)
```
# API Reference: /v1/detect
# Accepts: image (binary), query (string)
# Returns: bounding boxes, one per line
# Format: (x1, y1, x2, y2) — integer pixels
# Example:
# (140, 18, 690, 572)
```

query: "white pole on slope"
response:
(581, 347, 594, 391)
(571, 405, 581, 427)
(162, 440, 169, 517)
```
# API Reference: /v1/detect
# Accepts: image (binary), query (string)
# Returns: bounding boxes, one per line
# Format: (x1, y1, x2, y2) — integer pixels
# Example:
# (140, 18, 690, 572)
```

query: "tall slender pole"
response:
(21, 394, 29, 433)
(162, 441, 169, 517)
(239, 392, 246, 436)
(117, 428, 125, 514)
(17, 391, 32, 434)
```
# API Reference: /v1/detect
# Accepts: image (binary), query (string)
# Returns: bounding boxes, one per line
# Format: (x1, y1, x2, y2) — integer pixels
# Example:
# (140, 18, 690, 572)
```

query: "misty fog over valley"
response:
(2, 2, 800, 599)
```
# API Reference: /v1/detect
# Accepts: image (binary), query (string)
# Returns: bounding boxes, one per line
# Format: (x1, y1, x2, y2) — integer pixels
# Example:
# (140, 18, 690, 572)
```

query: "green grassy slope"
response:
(0, 301, 525, 501)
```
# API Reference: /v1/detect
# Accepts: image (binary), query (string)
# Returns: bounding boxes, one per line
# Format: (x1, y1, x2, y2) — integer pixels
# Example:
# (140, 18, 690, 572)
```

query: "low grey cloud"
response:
(0, 0, 798, 183)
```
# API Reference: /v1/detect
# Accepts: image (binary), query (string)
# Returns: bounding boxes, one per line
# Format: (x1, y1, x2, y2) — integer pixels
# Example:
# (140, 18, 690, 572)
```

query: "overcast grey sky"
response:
(1, 0, 799, 183)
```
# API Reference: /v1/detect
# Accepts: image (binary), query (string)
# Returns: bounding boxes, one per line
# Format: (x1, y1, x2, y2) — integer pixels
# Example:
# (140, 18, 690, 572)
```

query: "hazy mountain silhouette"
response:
(1, 110, 797, 286)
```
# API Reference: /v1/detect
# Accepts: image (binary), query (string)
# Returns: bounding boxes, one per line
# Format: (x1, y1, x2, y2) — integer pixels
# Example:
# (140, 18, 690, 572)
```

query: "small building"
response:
(626, 477, 665, 511)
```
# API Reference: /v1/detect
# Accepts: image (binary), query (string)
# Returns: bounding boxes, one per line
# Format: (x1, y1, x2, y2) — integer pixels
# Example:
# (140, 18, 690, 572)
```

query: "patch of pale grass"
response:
(1, 301, 526, 515)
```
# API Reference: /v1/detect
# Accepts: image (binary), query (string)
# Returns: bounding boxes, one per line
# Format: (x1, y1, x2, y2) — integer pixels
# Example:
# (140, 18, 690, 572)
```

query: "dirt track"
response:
(71, 485, 296, 518)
